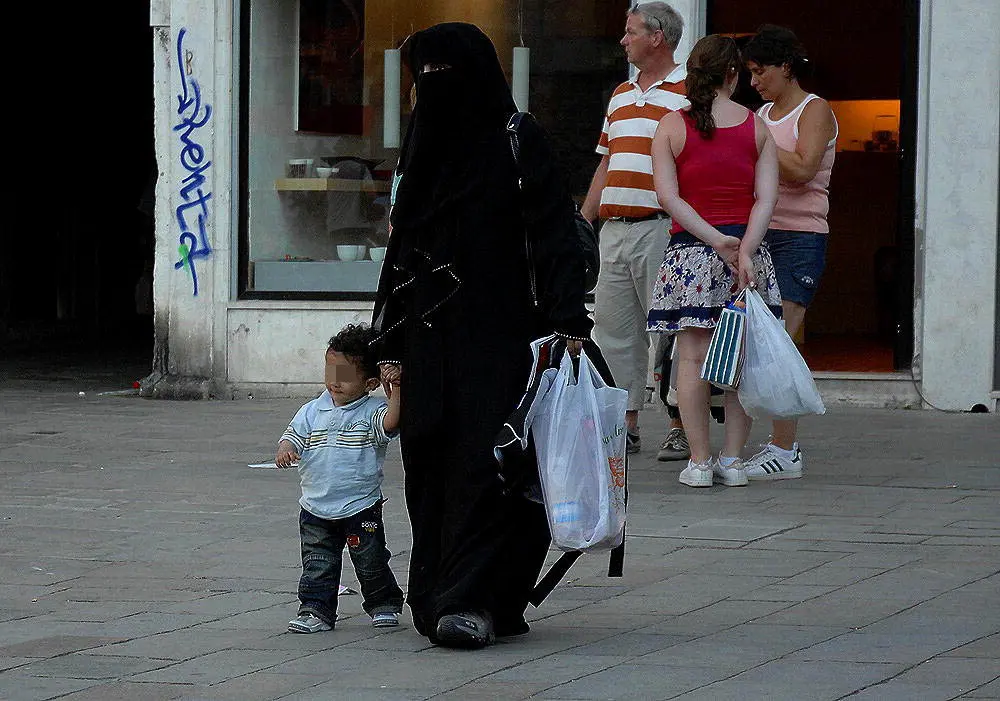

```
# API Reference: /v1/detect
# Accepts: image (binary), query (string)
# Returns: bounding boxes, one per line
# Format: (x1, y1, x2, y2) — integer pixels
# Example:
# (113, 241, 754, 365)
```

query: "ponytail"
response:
(685, 66, 718, 138)
(684, 35, 741, 139)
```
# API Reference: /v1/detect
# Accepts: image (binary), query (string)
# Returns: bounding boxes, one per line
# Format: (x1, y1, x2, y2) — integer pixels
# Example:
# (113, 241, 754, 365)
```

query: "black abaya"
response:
(372, 23, 593, 639)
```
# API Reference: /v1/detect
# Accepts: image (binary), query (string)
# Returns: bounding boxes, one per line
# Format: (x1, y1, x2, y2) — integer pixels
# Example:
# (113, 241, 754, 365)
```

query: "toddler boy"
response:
(276, 324, 404, 633)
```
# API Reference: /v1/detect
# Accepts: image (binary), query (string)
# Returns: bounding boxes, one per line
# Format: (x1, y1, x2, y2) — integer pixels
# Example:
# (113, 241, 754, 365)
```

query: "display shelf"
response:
(253, 260, 383, 292)
(274, 178, 390, 192)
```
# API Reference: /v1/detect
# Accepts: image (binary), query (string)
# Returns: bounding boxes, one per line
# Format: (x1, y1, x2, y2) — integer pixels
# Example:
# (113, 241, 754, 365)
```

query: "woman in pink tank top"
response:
(647, 35, 781, 489)
(741, 25, 839, 482)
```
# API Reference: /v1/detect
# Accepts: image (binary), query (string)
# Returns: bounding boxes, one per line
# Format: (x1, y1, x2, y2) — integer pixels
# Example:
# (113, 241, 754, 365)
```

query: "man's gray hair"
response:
(628, 2, 684, 51)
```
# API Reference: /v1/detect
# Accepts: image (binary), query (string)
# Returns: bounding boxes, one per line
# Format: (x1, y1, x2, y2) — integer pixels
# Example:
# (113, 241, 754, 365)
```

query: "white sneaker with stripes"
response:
(745, 443, 804, 481)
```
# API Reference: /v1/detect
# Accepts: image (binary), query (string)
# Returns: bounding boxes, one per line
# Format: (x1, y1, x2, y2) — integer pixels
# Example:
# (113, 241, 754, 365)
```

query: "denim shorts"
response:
(764, 229, 828, 307)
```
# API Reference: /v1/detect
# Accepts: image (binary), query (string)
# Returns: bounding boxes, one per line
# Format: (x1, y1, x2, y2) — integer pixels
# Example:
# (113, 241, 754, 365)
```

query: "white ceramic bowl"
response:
(337, 245, 361, 262)
(315, 166, 334, 178)
(369, 247, 387, 262)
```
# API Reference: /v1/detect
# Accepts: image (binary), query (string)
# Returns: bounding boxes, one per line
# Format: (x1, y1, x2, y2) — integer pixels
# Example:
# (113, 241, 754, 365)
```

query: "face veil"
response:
(372, 22, 524, 370)
(391, 22, 518, 230)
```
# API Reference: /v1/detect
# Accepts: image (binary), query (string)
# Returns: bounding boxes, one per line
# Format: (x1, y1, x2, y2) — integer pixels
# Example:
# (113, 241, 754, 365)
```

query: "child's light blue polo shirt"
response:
(280, 392, 397, 520)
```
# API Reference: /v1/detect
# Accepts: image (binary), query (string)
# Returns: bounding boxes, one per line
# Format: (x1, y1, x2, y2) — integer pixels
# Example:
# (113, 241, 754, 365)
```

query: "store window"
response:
(238, 0, 628, 299)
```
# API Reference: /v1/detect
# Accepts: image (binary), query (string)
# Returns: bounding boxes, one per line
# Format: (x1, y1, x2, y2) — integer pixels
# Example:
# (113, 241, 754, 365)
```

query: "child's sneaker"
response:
(372, 611, 399, 628)
(712, 457, 748, 486)
(678, 459, 712, 487)
(287, 613, 332, 633)
(745, 443, 804, 481)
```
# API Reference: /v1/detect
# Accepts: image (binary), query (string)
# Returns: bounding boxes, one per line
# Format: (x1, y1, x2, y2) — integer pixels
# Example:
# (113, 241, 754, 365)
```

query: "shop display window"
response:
(238, 0, 628, 298)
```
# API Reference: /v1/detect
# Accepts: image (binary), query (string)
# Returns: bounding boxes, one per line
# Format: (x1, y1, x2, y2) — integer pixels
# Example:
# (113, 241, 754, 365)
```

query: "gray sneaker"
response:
(372, 611, 399, 628)
(287, 613, 332, 633)
(657, 427, 691, 461)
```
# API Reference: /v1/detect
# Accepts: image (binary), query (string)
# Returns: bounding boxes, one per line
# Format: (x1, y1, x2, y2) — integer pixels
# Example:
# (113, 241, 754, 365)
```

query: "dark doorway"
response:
(2, 3, 154, 390)
(708, 0, 916, 372)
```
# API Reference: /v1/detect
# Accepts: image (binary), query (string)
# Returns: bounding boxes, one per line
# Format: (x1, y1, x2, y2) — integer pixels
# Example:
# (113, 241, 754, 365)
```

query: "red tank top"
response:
(670, 110, 759, 235)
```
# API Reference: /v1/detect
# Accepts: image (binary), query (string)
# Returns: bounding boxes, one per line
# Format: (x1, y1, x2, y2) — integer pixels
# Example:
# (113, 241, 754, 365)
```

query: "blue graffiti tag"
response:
(173, 27, 213, 296)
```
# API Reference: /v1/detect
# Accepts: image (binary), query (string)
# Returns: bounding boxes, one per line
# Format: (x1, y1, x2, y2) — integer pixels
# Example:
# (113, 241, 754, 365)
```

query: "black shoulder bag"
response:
(506, 112, 600, 294)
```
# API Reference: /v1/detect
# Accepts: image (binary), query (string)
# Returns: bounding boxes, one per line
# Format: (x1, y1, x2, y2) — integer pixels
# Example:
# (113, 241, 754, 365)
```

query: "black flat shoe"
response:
(434, 611, 495, 648)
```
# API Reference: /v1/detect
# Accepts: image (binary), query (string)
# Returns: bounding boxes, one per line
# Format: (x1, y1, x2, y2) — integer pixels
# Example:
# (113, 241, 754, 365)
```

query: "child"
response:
(276, 323, 404, 633)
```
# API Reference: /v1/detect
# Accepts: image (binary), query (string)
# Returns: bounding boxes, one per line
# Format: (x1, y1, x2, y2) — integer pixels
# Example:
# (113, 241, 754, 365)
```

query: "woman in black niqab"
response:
(372, 23, 594, 648)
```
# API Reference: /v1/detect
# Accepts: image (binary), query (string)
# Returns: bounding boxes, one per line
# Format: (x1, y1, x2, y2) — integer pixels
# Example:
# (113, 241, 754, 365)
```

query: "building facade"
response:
(147, 0, 1000, 411)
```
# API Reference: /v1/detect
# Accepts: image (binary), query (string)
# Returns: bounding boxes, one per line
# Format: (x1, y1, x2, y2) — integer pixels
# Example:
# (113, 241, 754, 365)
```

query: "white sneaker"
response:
(678, 459, 713, 487)
(712, 457, 748, 486)
(745, 443, 804, 481)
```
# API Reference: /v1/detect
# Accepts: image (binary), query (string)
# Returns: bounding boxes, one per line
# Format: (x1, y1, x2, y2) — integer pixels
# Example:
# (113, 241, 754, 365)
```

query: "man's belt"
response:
(607, 212, 667, 224)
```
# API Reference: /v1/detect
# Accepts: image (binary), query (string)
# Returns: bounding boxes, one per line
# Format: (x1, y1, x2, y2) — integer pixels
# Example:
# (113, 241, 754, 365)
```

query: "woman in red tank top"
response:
(647, 35, 782, 488)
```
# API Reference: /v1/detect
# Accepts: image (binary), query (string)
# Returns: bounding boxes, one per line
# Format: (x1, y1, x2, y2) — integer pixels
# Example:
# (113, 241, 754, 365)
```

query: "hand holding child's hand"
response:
(380, 364, 402, 397)
(275, 441, 300, 469)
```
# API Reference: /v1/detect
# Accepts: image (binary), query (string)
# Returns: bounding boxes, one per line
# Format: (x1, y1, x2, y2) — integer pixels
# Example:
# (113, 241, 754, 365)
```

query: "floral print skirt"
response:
(647, 228, 783, 334)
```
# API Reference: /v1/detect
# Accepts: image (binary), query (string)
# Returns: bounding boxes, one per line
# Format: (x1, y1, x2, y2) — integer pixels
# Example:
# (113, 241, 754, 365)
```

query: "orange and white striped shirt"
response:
(596, 65, 688, 219)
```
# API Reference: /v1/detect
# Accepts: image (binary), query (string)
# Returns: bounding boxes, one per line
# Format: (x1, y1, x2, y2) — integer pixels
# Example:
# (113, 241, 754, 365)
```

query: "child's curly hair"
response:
(327, 323, 379, 380)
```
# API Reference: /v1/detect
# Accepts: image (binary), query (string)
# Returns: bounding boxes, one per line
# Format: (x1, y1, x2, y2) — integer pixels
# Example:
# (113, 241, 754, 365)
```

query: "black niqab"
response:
(391, 22, 517, 230)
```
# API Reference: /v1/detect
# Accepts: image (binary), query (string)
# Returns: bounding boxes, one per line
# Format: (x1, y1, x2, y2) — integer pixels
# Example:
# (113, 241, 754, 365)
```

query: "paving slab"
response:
(0, 382, 997, 700)
(55, 681, 191, 701)
(667, 659, 908, 701)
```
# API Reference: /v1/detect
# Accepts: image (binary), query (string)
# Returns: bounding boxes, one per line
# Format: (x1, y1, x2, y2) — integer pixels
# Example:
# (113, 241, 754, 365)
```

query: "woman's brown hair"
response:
(684, 35, 741, 139)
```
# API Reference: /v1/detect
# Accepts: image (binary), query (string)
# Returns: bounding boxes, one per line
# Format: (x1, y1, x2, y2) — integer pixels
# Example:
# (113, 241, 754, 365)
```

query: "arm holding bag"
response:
(737, 287, 826, 419)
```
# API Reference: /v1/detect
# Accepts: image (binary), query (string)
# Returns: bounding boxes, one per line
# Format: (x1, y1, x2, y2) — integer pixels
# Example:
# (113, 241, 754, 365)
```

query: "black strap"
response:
(529, 537, 625, 606)
(529, 551, 581, 606)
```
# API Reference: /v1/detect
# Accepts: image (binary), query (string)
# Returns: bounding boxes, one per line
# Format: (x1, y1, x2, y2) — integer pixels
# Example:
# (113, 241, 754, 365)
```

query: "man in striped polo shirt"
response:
(582, 2, 688, 454)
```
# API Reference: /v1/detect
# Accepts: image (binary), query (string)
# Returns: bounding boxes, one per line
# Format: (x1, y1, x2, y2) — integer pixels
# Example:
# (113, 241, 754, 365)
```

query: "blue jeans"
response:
(764, 229, 828, 307)
(297, 501, 404, 625)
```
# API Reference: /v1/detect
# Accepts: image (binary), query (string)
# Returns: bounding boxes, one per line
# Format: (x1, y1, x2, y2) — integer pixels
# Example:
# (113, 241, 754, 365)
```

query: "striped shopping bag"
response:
(699, 291, 747, 390)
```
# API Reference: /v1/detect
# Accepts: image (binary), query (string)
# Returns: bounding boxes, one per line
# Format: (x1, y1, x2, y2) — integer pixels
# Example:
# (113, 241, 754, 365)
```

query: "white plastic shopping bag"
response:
(738, 287, 826, 419)
(531, 349, 628, 551)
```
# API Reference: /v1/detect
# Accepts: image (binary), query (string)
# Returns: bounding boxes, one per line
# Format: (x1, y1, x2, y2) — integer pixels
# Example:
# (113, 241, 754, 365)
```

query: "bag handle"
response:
(577, 349, 612, 391)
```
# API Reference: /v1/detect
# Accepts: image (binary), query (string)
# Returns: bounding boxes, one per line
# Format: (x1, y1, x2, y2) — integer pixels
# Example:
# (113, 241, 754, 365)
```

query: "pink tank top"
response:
(758, 94, 838, 233)
(670, 110, 759, 235)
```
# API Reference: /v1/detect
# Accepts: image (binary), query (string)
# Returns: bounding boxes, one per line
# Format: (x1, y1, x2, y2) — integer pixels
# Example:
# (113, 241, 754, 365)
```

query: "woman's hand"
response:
(712, 235, 741, 273)
(737, 251, 756, 290)
(565, 339, 583, 357)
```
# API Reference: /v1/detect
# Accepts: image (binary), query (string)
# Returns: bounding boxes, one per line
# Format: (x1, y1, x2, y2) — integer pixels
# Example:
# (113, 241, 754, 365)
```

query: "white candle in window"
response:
(384, 49, 401, 149)
(512, 46, 529, 112)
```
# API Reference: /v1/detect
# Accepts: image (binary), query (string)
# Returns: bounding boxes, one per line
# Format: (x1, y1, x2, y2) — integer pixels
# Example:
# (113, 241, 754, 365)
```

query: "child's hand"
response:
(381, 364, 402, 395)
(380, 364, 401, 385)
(275, 441, 300, 468)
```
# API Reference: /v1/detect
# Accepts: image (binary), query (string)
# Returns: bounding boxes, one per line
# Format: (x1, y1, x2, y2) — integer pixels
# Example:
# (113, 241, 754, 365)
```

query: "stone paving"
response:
(0, 377, 997, 700)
